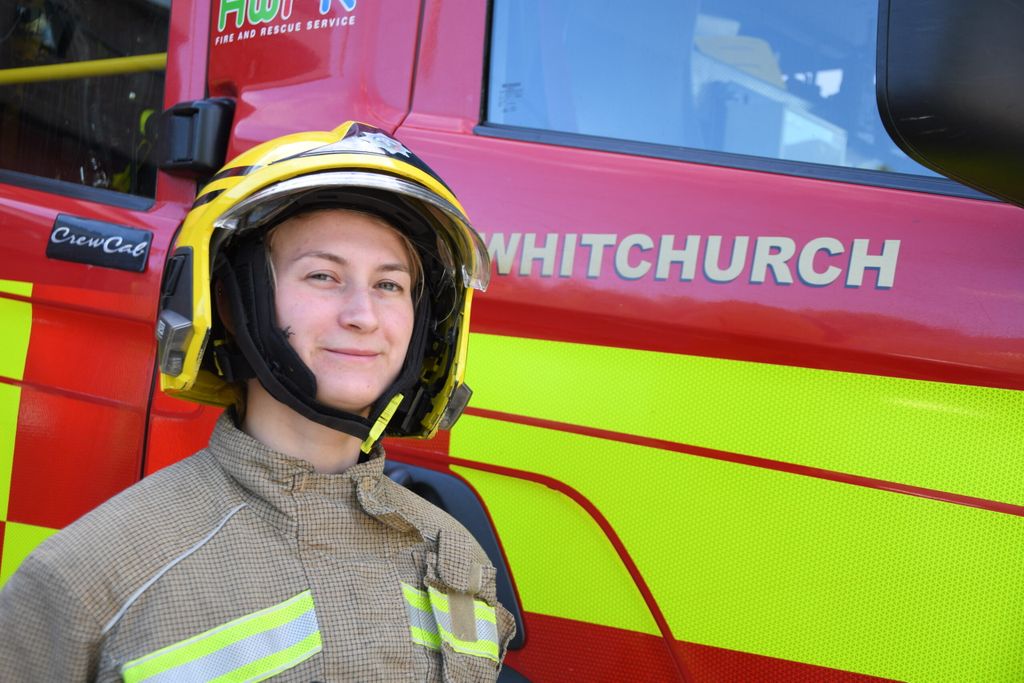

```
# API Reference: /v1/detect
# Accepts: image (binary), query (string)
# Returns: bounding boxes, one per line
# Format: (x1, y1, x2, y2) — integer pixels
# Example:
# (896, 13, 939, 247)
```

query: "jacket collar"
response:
(207, 412, 417, 534)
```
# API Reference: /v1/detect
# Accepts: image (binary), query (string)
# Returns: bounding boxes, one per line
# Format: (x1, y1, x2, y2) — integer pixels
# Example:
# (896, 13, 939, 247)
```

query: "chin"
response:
(317, 393, 374, 418)
(315, 377, 393, 418)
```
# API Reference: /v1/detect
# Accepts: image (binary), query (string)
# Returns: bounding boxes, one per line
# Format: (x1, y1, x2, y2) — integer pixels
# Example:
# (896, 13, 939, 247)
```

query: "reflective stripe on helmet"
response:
(120, 591, 321, 682)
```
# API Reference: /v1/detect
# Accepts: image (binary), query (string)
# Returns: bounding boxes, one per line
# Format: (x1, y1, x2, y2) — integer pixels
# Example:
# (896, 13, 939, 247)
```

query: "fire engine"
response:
(0, 0, 1021, 680)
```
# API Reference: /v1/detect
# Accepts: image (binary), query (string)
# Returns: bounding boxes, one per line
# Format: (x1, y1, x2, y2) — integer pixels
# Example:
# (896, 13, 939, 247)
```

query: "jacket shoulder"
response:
(15, 451, 239, 610)
(380, 475, 490, 561)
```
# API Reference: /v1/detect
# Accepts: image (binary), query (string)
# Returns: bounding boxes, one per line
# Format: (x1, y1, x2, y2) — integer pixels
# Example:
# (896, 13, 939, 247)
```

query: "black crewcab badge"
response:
(46, 214, 152, 272)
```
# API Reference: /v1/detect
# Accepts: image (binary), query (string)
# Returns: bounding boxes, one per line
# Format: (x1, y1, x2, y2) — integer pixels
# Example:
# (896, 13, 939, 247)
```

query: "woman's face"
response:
(269, 209, 415, 416)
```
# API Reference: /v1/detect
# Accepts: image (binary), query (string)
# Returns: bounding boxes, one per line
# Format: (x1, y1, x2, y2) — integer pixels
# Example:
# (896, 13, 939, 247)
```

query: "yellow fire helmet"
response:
(156, 122, 490, 451)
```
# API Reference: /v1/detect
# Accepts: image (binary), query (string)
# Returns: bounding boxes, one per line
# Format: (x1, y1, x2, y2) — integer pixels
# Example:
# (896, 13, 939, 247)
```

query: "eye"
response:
(377, 280, 405, 293)
(307, 271, 337, 283)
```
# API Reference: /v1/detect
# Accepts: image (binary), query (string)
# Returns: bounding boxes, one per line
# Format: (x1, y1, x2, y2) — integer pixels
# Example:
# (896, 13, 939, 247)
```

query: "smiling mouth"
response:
(325, 348, 380, 359)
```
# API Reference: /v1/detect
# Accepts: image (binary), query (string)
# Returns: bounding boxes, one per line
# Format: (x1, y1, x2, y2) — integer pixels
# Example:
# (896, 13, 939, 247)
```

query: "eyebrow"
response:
(296, 250, 410, 273)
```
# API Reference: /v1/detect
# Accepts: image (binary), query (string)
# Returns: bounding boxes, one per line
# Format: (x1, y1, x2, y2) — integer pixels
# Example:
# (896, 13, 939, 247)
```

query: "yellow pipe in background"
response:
(0, 52, 166, 86)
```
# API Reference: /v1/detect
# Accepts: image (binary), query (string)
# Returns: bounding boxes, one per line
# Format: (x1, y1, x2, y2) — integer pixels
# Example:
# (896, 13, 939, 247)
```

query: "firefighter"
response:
(0, 122, 514, 681)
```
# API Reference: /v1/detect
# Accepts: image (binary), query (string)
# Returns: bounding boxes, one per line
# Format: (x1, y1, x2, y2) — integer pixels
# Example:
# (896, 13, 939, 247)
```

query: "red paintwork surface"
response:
(503, 612, 679, 683)
(465, 406, 1024, 518)
(402, 127, 1024, 390)
(207, 0, 420, 160)
(0, 186, 187, 528)
(503, 612, 897, 683)
(0, 0, 1020, 679)
(6, 381, 146, 529)
(0, 0, 210, 530)
(400, 1, 1024, 391)
(143, 389, 223, 476)
(158, 0, 215, 209)
(384, 427, 450, 461)
(141, 0, 223, 476)
(404, 0, 485, 135)
(167, 0, 214, 165)
(5, 279, 155, 527)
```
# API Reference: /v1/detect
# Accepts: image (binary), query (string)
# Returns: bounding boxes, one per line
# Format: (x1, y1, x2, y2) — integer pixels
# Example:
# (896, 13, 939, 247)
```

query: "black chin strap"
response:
(216, 251, 374, 441)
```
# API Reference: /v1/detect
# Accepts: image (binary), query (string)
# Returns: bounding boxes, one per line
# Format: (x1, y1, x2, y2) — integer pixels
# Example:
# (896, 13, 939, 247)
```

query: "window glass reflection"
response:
(488, 0, 938, 177)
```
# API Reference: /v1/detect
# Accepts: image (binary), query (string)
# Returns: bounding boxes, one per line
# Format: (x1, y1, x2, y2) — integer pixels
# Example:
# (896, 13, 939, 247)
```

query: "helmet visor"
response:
(213, 171, 491, 291)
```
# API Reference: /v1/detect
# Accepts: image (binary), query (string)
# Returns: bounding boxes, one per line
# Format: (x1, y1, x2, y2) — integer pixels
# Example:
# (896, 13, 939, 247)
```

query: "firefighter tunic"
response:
(0, 413, 514, 682)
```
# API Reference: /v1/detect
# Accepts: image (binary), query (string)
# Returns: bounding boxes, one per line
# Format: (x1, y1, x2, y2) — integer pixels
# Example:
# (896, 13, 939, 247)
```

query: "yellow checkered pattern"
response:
(0, 280, 56, 585)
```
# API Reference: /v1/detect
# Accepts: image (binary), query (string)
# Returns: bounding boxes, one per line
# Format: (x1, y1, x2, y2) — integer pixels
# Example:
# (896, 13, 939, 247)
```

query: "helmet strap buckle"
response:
(361, 393, 405, 454)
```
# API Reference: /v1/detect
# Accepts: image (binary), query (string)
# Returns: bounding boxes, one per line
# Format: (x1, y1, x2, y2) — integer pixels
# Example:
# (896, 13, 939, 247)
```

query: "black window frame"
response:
(0, 168, 156, 211)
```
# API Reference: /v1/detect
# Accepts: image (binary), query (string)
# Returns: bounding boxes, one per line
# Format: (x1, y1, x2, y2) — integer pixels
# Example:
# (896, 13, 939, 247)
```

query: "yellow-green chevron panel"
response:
(0, 280, 31, 297)
(465, 333, 1024, 506)
(0, 522, 58, 587)
(0, 296, 31, 381)
(452, 415, 1024, 682)
(451, 466, 660, 637)
(0, 383, 19, 521)
(0, 282, 31, 525)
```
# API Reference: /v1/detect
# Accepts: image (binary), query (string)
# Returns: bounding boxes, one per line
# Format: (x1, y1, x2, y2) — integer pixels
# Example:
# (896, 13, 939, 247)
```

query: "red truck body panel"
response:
(1, 1, 1021, 681)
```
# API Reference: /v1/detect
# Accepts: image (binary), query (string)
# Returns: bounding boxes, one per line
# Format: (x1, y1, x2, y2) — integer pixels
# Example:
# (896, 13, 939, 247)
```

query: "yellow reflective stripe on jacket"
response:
(121, 590, 321, 683)
(400, 582, 499, 661)
(402, 582, 442, 650)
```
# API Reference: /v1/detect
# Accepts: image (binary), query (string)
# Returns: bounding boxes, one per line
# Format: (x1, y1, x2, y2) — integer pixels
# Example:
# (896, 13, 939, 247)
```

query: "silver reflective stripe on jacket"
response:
(121, 590, 321, 682)
(400, 582, 500, 662)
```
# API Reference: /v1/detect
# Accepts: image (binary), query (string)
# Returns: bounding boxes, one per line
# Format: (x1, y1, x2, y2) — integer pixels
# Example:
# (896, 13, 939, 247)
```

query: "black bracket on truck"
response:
(156, 97, 236, 179)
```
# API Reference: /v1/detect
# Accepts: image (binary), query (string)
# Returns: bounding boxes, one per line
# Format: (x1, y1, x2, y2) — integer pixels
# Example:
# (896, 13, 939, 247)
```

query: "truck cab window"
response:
(487, 0, 939, 177)
(0, 0, 171, 198)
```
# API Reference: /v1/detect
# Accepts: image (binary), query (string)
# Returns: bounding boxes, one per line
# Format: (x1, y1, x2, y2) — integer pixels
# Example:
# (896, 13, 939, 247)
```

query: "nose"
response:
(337, 285, 379, 331)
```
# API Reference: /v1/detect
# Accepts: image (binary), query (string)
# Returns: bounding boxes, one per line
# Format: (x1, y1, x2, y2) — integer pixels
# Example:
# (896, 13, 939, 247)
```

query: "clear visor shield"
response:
(213, 171, 491, 291)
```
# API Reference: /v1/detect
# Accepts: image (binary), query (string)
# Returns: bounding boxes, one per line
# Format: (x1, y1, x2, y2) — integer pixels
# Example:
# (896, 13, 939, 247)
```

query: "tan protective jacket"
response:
(0, 414, 514, 682)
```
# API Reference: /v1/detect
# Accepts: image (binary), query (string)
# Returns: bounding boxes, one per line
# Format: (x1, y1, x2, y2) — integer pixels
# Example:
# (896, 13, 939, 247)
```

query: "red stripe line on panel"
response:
(463, 406, 1024, 518)
(1, 289, 147, 324)
(503, 611, 899, 682)
(0, 375, 144, 411)
(414, 451, 695, 681)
